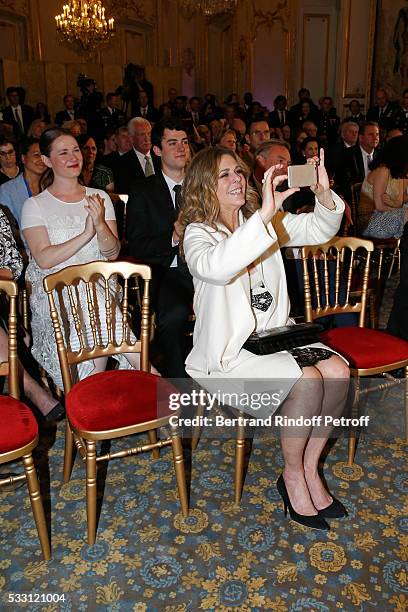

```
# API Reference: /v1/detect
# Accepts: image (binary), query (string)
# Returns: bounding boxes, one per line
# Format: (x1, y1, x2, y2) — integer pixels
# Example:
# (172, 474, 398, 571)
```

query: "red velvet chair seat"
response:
(0, 397, 38, 454)
(321, 327, 408, 369)
(66, 370, 177, 432)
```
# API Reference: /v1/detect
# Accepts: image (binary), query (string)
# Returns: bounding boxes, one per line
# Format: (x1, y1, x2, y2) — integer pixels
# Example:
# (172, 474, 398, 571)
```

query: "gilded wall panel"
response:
(44, 62, 67, 117)
(102, 64, 123, 96)
(19, 61, 46, 105)
(2, 59, 21, 90)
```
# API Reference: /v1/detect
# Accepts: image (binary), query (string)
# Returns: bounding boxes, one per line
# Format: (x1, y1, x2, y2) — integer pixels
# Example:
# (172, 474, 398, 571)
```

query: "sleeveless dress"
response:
(360, 175, 405, 239)
(21, 187, 133, 388)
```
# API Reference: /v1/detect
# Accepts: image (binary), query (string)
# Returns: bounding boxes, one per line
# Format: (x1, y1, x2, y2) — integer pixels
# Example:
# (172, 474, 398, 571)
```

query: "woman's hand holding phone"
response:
(260, 164, 299, 225)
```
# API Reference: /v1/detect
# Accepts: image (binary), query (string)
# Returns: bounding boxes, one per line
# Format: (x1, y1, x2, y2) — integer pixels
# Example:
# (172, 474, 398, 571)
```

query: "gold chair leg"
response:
(22, 288, 29, 331)
(85, 440, 97, 545)
(63, 421, 74, 483)
(234, 417, 246, 505)
(405, 366, 408, 444)
(191, 401, 205, 451)
(148, 429, 160, 459)
(171, 434, 188, 517)
(22, 452, 51, 560)
(347, 376, 360, 466)
(347, 435, 356, 466)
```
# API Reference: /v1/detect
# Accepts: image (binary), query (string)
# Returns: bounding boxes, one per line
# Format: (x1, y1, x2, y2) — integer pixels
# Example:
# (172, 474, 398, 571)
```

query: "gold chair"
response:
(301, 237, 408, 464)
(190, 395, 247, 505)
(43, 260, 188, 544)
(0, 280, 51, 560)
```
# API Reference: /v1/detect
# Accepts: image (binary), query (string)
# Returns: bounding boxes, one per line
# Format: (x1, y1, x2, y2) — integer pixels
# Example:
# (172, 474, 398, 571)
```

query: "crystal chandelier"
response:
(179, 0, 238, 19)
(55, 1, 115, 53)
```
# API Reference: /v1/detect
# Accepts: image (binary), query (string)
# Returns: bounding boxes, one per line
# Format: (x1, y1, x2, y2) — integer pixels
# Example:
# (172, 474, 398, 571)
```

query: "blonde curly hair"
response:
(178, 147, 260, 255)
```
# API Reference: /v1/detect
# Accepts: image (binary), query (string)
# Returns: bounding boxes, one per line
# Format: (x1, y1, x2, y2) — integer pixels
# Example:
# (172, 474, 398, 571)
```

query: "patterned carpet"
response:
(1, 277, 407, 611)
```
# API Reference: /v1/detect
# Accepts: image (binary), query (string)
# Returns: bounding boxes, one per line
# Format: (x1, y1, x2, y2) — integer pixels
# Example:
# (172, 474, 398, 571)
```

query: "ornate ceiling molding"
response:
(107, 0, 156, 25)
(0, 0, 29, 16)
(251, 0, 290, 40)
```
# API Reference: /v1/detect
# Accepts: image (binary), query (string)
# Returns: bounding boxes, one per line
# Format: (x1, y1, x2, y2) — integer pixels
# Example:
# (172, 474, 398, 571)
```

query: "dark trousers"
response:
(387, 222, 408, 340)
(155, 266, 194, 378)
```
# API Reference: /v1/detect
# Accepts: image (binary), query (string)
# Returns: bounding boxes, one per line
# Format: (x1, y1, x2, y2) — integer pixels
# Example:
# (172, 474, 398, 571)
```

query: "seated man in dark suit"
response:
(133, 90, 160, 123)
(99, 92, 127, 133)
(114, 117, 161, 194)
(316, 96, 340, 147)
(188, 96, 205, 128)
(269, 95, 291, 136)
(326, 120, 359, 185)
(366, 88, 398, 131)
(290, 87, 319, 118)
(240, 119, 271, 167)
(126, 118, 194, 378)
(172, 96, 194, 136)
(55, 94, 79, 126)
(103, 126, 132, 175)
(347, 99, 366, 126)
(159, 88, 178, 116)
(336, 121, 380, 201)
(250, 139, 311, 213)
(2, 87, 35, 139)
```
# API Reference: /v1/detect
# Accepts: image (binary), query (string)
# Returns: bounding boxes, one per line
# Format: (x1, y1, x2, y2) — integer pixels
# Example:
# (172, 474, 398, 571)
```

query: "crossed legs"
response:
(279, 355, 349, 515)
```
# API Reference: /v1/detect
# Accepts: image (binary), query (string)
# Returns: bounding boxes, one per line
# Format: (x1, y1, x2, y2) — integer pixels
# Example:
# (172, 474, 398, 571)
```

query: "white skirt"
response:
(186, 342, 347, 419)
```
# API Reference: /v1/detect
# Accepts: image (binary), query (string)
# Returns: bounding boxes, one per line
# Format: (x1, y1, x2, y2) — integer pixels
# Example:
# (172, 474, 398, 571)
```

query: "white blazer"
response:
(183, 195, 345, 379)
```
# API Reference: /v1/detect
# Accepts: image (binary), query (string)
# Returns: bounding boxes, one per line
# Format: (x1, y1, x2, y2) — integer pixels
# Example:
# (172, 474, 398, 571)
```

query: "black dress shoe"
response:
(317, 497, 348, 519)
(276, 474, 330, 531)
(44, 402, 65, 422)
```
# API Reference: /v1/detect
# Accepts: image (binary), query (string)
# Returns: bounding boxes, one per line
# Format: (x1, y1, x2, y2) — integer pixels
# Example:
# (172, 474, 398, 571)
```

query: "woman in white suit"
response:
(179, 146, 350, 530)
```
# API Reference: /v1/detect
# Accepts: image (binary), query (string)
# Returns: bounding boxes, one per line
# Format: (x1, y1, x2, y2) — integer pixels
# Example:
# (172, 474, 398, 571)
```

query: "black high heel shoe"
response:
(276, 475, 329, 531)
(317, 497, 348, 519)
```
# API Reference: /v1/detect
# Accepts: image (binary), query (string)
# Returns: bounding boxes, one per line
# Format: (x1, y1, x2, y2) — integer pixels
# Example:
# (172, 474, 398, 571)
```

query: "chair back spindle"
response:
(43, 261, 152, 394)
(0, 280, 19, 399)
(301, 237, 374, 328)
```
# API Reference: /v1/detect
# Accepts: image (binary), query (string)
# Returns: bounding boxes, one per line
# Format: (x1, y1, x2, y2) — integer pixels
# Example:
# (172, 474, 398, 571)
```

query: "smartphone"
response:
(288, 164, 318, 188)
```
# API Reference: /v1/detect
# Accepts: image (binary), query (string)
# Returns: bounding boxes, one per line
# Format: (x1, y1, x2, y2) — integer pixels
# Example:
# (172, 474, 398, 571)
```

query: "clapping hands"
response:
(84, 193, 106, 236)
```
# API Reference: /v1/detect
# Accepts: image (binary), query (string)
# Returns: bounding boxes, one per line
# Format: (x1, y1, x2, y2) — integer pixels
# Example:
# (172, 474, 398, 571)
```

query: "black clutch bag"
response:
(243, 322, 324, 355)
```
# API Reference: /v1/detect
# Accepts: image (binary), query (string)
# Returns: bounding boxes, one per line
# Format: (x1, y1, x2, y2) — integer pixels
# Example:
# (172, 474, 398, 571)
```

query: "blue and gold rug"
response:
(1, 277, 406, 611)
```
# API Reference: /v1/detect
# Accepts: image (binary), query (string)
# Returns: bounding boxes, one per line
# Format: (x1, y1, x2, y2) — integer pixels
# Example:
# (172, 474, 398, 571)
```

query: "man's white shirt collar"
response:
(134, 148, 151, 167)
(162, 171, 183, 197)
